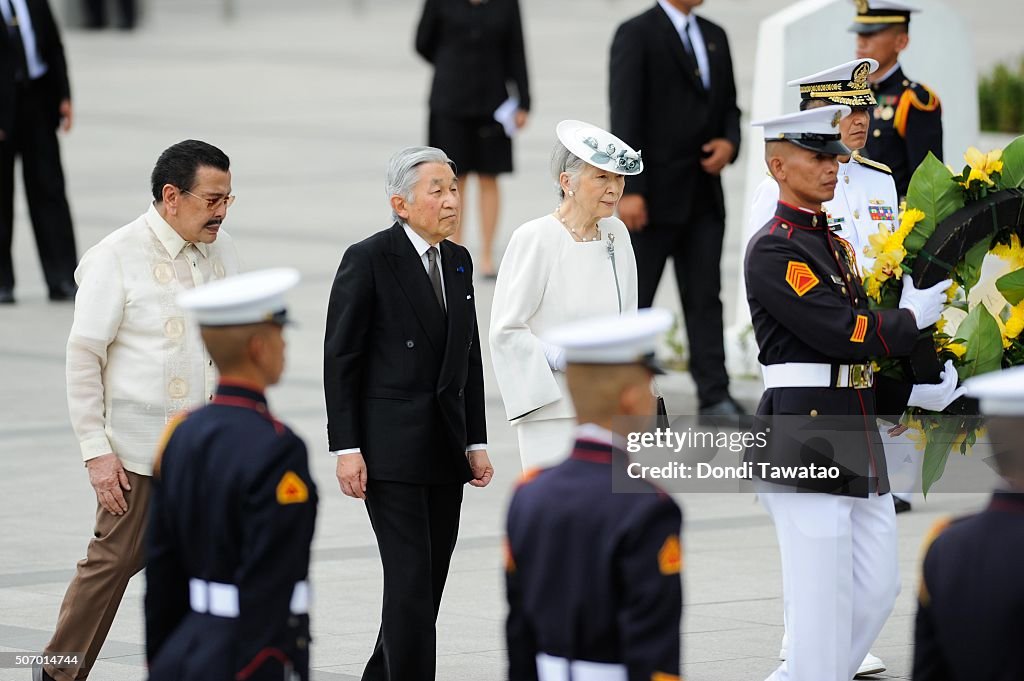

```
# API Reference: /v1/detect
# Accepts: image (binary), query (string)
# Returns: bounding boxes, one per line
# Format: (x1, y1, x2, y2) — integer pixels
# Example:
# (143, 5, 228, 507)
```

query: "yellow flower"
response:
(905, 426, 928, 451)
(1006, 304, 1024, 339)
(896, 208, 925, 241)
(864, 275, 882, 302)
(963, 147, 1004, 186)
(945, 280, 960, 303)
(945, 342, 967, 359)
(935, 316, 947, 334)
(865, 227, 907, 282)
(992, 234, 1024, 269)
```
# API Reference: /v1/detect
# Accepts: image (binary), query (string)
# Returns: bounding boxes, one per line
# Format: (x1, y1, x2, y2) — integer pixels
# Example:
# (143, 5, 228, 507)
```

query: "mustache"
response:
(205, 219, 223, 228)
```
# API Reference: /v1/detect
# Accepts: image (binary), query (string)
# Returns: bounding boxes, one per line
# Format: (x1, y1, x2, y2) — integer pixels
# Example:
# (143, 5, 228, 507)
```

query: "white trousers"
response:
(758, 482, 899, 681)
(515, 416, 576, 471)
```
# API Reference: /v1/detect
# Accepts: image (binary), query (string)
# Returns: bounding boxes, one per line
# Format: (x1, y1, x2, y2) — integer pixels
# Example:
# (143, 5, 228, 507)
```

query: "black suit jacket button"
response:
(458, 388, 464, 398)
(406, 340, 415, 348)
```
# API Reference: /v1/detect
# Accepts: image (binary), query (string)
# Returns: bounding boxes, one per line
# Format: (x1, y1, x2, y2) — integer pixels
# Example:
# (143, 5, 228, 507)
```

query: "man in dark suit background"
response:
(324, 145, 493, 681)
(0, 0, 78, 303)
(610, 0, 742, 417)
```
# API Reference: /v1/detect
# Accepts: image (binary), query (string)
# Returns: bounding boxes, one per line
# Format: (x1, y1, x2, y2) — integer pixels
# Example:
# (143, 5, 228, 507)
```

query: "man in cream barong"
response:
(35, 140, 239, 681)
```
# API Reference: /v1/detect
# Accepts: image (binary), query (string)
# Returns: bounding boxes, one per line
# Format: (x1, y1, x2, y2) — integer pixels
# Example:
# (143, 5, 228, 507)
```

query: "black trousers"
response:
(0, 83, 77, 292)
(631, 196, 729, 407)
(362, 480, 463, 681)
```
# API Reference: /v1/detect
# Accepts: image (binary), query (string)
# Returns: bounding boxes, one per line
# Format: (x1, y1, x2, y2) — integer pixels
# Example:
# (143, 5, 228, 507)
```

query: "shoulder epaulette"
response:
(153, 411, 190, 477)
(852, 152, 892, 175)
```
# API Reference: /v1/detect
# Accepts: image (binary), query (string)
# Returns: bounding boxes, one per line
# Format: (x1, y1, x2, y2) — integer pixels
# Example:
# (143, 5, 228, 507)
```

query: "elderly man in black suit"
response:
(324, 145, 493, 681)
(610, 0, 742, 417)
(0, 0, 77, 303)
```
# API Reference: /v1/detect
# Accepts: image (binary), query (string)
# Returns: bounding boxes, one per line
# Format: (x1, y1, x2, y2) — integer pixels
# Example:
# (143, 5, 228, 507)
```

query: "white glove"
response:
(907, 359, 967, 411)
(541, 341, 566, 372)
(899, 278, 953, 329)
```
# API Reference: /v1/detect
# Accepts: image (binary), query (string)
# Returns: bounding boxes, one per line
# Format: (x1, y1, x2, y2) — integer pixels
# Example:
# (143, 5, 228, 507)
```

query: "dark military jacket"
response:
(914, 491, 1024, 681)
(505, 435, 683, 681)
(146, 380, 318, 681)
(744, 202, 919, 495)
(864, 65, 943, 197)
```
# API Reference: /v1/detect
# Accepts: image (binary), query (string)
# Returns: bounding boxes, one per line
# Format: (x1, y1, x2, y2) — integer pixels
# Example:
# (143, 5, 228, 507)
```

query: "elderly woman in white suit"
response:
(490, 120, 642, 469)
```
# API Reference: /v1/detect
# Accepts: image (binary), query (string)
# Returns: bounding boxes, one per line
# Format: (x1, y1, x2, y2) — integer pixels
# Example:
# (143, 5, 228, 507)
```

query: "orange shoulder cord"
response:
(894, 84, 940, 138)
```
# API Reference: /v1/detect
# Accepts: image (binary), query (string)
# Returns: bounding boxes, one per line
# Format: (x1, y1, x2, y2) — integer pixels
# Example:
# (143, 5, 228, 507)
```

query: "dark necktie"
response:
(426, 246, 445, 314)
(4, 0, 29, 83)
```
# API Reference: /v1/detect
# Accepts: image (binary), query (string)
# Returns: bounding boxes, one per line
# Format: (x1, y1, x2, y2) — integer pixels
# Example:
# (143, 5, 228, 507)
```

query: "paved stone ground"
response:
(1, 1, 1018, 679)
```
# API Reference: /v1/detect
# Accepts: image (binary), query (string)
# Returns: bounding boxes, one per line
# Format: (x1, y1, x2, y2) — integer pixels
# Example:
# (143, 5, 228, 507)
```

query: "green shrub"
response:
(978, 57, 1024, 133)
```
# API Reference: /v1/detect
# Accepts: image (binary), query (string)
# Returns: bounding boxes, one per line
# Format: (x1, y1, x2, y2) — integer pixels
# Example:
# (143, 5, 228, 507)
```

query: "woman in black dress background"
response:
(416, 0, 531, 277)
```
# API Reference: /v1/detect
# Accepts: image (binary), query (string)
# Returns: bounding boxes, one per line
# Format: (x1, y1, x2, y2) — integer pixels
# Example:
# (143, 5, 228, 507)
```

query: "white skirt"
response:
(514, 417, 577, 471)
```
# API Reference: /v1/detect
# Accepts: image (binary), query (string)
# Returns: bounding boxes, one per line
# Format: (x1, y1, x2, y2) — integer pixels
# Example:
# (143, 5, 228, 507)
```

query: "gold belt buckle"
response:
(849, 363, 873, 389)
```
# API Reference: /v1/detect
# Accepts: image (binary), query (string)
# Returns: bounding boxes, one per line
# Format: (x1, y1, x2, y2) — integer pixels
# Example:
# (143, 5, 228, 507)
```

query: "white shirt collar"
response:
(146, 203, 209, 259)
(877, 62, 901, 85)
(402, 222, 441, 258)
(657, 0, 693, 34)
(575, 423, 628, 452)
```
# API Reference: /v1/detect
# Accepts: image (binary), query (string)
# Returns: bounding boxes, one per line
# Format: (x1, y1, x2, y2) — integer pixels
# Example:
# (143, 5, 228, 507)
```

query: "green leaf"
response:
(955, 305, 1004, 380)
(997, 266, 1024, 305)
(958, 236, 994, 292)
(921, 418, 960, 496)
(904, 154, 965, 254)
(999, 135, 1024, 189)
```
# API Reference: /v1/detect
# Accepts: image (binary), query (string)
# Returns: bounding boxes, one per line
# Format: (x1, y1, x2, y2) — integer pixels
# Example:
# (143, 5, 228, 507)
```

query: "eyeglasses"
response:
(182, 189, 236, 210)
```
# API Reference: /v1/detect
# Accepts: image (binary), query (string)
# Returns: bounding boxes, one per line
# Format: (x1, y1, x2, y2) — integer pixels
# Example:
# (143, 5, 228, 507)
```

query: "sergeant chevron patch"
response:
(658, 535, 683, 575)
(850, 314, 869, 343)
(276, 471, 309, 505)
(785, 261, 819, 297)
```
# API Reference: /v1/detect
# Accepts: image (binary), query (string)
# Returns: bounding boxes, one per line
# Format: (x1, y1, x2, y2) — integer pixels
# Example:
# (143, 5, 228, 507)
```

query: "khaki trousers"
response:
(44, 471, 150, 681)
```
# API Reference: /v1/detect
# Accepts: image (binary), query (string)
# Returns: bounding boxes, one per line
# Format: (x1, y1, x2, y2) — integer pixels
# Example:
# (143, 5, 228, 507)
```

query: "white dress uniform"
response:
(490, 120, 642, 471)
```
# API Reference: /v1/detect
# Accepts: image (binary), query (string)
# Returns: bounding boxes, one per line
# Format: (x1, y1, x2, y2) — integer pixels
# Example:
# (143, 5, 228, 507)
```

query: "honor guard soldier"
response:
(851, 0, 943, 198)
(747, 59, 964, 679)
(144, 268, 317, 681)
(913, 366, 1024, 681)
(745, 106, 952, 681)
(505, 308, 683, 681)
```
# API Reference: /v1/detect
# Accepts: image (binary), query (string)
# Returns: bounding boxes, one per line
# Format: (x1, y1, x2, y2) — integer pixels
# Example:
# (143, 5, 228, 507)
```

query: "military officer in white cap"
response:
(913, 367, 1024, 681)
(144, 268, 318, 681)
(505, 308, 683, 681)
(744, 105, 951, 681)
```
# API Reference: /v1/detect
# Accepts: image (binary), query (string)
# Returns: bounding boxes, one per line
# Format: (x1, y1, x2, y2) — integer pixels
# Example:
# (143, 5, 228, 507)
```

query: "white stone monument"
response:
(727, 0, 980, 377)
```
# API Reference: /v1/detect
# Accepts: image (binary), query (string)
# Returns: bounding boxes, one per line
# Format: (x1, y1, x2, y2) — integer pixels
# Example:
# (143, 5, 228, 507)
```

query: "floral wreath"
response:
(863, 136, 1024, 493)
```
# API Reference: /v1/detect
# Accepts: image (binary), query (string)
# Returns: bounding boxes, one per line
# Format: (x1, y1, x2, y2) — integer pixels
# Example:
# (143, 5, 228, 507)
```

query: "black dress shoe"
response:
(49, 281, 78, 301)
(894, 496, 913, 514)
(0, 287, 13, 304)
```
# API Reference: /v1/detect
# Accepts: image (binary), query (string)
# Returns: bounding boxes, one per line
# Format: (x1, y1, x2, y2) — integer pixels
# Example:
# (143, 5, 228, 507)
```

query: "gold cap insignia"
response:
(831, 111, 842, 128)
(854, 0, 869, 14)
(850, 61, 871, 89)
